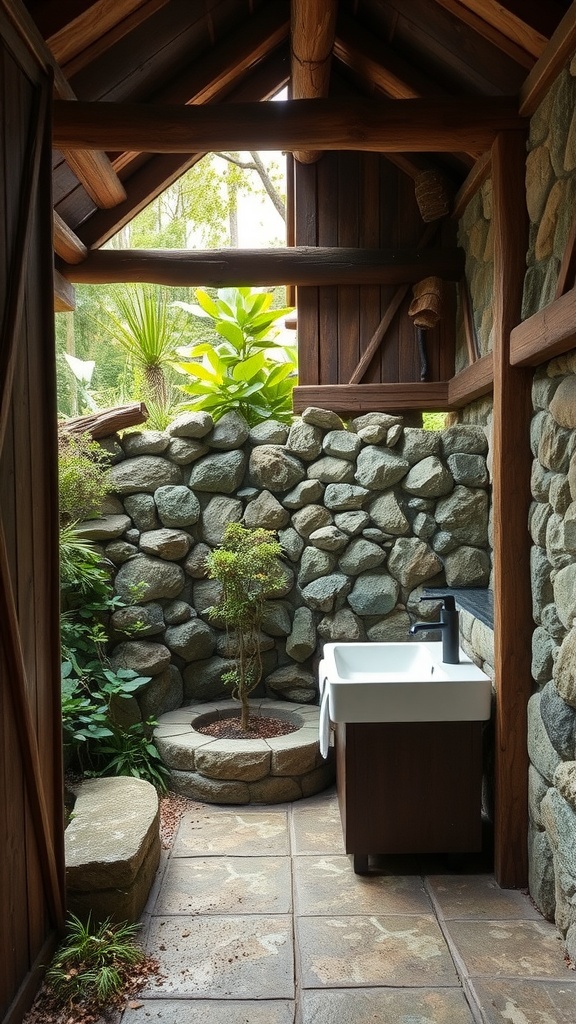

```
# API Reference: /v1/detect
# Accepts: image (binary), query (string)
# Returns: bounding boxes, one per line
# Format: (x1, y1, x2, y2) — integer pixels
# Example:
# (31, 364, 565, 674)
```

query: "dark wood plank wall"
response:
(0, 11, 65, 1023)
(294, 150, 456, 390)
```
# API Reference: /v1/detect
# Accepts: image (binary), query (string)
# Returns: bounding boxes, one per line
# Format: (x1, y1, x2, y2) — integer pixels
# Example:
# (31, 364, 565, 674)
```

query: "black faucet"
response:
(409, 595, 460, 664)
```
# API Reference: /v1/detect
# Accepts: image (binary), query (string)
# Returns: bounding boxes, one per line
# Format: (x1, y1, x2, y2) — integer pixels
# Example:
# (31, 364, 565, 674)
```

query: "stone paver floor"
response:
(125, 788, 576, 1024)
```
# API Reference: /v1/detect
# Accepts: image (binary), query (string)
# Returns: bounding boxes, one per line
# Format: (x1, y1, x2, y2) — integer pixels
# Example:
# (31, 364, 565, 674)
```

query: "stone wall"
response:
(523, 57, 576, 958)
(81, 408, 491, 727)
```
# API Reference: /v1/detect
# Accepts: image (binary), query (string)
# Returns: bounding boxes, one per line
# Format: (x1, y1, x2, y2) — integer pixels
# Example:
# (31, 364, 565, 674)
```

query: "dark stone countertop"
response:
(422, 587, 493, 630)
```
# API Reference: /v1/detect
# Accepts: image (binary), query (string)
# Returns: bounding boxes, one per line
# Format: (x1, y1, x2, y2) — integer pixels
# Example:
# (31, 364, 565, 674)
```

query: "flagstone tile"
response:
(122, 999, 295, 1024)
(427, 874, 543, 920)
(294, 855, 432, 917)
(470, 978, 576, 1024)
(297, 914, 459, 988)
(172, 809, 290, 857)
(291, 798, 345, 855)
(301, 987, 476, 1024)
(155, 855, 292, 915)
(444, 920, 568, 979)
(143, 915, 294, 998)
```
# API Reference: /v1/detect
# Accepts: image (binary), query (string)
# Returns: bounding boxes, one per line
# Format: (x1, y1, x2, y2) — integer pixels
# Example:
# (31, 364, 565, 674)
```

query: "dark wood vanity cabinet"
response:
(335, 720, 484, 871)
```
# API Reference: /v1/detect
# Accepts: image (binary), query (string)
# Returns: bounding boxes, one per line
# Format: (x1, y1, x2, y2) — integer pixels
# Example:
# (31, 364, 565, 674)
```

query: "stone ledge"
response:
(155, 698, 334, 804)
(65, 776, 160, 923)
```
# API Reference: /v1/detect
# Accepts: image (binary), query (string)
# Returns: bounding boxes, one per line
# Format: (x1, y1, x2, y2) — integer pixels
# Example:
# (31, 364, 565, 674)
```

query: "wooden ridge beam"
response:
(61, 246, 465, 287)
(447, 353, 493, 406)
(520, 2, 576, 116)
(53, 211, 88, 264)
(292, 382, 450, 414)
(53, 96, 526, 154)
(291, 0, 337, 162)
(510, 287, 576, 366)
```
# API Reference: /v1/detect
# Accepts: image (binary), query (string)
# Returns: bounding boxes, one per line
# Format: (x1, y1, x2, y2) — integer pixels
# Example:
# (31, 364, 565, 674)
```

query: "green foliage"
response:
(46, 913, 144, 1007)
(58, 432, 111, 526)
(423, 411, 449, 431)
(59, 526, 166, 789)
(174, 286, 296, 424)
(206, 523, 285, 729)
(91, 719, 170, 793)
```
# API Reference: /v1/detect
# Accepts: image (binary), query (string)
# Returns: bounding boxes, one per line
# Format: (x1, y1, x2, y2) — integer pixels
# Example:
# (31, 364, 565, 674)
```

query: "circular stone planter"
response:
(154, 698, 335, 805)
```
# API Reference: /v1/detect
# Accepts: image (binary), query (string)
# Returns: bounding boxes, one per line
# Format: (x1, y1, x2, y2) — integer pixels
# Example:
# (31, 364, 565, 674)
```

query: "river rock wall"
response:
(81, 408, 491, 724)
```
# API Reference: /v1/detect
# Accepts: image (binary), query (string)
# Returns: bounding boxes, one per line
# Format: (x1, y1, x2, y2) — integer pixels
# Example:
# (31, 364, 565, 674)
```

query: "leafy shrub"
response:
(206, 523, 285, 729)
(173, 286, 296, 424)
(58, 430, 111, 526)
(92, 719, 170, 793)
(46, 914, 144, 1007)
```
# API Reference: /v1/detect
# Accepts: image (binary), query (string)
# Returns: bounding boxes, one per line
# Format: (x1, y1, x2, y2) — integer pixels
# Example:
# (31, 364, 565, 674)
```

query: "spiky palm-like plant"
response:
(104, 286, 183, 408)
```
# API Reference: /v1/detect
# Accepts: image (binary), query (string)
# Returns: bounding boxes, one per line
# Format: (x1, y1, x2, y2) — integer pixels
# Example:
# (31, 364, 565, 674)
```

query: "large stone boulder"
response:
(108, 456, 182, 495)
(115, 555, 184, 602)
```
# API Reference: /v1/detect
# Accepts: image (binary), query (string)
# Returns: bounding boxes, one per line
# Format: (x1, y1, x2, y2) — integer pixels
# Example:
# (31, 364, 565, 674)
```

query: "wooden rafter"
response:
(47, 0, 171, 76)
(53, 96, 525, 154)
(61, 245, 464, 287)
(0, 0, 125, 209)
(53, 269, 75, 311)
(433, 0, 544, 64)
(293, 382, 450, 413)
(291, 0, 337, 163)
(520, 2, 576, 115)
(53, 211, 88, 263)
(452, 152, 491, 219)
(447, 352, 493, 405)
(510, 287, 576, 366)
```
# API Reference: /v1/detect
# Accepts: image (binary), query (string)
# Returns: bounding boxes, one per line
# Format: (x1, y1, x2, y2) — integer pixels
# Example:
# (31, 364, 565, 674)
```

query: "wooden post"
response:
(491, 130, 533, 888)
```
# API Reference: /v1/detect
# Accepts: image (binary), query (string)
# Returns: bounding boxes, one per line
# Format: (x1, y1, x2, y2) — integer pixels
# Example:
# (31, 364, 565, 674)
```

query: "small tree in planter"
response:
(206, 523, 285, 731)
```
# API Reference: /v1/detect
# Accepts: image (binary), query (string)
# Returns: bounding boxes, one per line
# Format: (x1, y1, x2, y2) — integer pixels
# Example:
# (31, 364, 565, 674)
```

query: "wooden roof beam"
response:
(61, 245, 465, 287)
(46, 0, 171, 77)
(292, 382, 450, 414)
(520, 1, 576, 115)
(433, 0, 544, 65)
(0, 0, 126, 209)
(113, 3, 290, 177)
(53, 96, 526, 155)
(53, 211, 88, 263)
(291, 0, 337, 163)
(53, 268, 76, 312)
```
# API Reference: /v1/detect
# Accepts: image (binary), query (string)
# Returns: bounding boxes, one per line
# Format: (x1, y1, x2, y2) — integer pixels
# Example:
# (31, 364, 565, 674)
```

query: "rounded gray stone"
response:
(164, 618, 215, 662)
(163, 600, 194, 625)
(110, 639, 171, 677)
(265, 664, 316, 701)
(249, 445, 305, 492)
(355, 446, 409, 489)
(282, 479, 324, 509)
(447, 453, 489, 487)
(553, 626, 576, 707)
(286, 420, 323, 461)
(553, 564, 576, 629)
(366, 609, 411, 642)
(322, 429, 362, 461)
(351, 412, 402, 444)
(298, 546, 336, 586)
(286, 606, 317, 662)
(435, 486, 489, 532)
(347, 570, 399, 616)
(200, 495, 243, 546)
(538, 415, 574, 473)
(192, 578, 223, 618)
(122, 430, 169, 456)
(306, 456, 355, 484)
(111, 603, 165, 638)
(387, 537, 442, 589)
(184, 542, 211, 578)
(124, 493, 159, 531)
(412, 512, 436, 540)
(441, 425, 488, 456)
(334, 510, 370, 534)
(528, 825, 556, 921)
(189, 450, 247, 493)
(443, 546, 490, 587)
(368, 492, 409, 535)
(207, 410, 250, 450)
(398, 428, 441, 465)
(248, 420, 289, 445)
(301, 573, 352, 613)
(115, 555, 185, 602)
(105, 540, 138, 564)
(308, 525, 348, 552)
(261, 601, 292, 637)
(139, 528, 191, 560)
(182, 656, 232, 701)
(529, 501, 553, 547)
(324, 483, 370, 511)
(74, 514, 131, 541)
(402, 456, 453, 497)
(168, 411, 213, 438)
(532, 627, 557, 683)
(155, 484, 201, 527)
(527, 692, 562, 784)
(528, 763, 550, 830)
(166, 437, 209, 465)
(301, 406, 344, 430)
(243, 489, 289, 530)
(292, 504, 332, 538)
(317, 608, 366, 642)
(338, 538, 386, 576)
(550, 377, 576, 428)
(278, 526, 305, 562)
(108, 456, 182, 495)
(540, 680, 576, 759)
(532, 459, 553, 501)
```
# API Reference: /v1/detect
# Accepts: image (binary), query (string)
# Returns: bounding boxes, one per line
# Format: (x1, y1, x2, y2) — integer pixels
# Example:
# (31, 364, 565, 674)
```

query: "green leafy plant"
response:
(46, 913, 144, 1007)
(58, 431, 111, 526)
(206, 523, 286, 730)
(173, 286, 296, 424)
(92, 719, 170, 793)
(101, 285, 185, 407)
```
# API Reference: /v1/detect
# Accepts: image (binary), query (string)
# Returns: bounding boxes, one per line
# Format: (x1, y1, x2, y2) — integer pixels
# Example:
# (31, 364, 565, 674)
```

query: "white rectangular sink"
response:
(321, 641, 492, 723)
